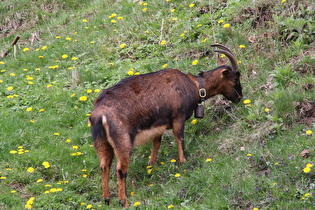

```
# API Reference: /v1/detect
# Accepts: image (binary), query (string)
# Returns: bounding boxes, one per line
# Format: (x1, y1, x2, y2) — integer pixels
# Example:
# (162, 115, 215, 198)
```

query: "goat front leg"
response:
(172, 120, 186, 163)
(148, 135, 162, 166)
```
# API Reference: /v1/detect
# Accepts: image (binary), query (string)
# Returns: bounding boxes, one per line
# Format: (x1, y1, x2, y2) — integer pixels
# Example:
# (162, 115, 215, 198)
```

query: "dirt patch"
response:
(295, 99, 315, 126)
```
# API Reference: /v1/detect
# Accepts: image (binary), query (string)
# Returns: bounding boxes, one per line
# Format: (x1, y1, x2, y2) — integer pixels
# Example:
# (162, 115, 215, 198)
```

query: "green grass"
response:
(1, 0, 315, 209)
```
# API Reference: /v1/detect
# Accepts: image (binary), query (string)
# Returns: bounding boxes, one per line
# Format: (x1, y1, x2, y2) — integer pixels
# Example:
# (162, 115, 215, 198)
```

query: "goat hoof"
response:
(104, 197, 111, 205)
(119, 199, 129, 207)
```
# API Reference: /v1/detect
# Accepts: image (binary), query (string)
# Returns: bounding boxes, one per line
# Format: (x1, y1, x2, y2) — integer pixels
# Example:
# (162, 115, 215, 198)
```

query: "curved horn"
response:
(211, 45, 238, 72)
(210, 44, 234, 55)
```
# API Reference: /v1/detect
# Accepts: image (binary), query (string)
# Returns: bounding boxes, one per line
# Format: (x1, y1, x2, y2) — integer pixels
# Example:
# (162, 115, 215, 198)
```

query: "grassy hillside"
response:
(1, 0, 315, 209)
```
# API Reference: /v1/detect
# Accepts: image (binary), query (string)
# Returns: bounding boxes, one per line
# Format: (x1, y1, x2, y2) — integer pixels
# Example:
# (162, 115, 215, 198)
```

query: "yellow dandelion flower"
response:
(218, 20, 224, 24)
(71, 57, 78, 60)
(27, 167, 35, 173)
(111, 20, 117, 23)
(246, 154, 252, 157)
(10, 73, 15, 76)
(109, 13, 117, 18)
(25, 204, 32, 209)
(120, 44, 125, 49)
(94, 89, 100, 93)
(206, 158, 212, 162)
(56, 36, 61, 39)
(39, 109, 45, 112)
(172, 18, 178, 21)
(86, 89, 93, 93)
(168, 205, 174, 208)
(264, 108, 270, 112)
(192, 60, 198, 65)
(0, 61, 5, 64)
(79, 96, 88, 101)
(42, 161, 51, 168)
(82, 19, 88, 22)
(42, 46, 47, 50)
(117, 16, 123, 20)
(281, 0, 286, 3)
(171, 9, 175, 12)
(50, 188, 57, 192)
(62, 54, 68, 59)
(127, 70, 134, 76)
(26, 107, 33, 112)
(130, 191, 135, 196)
(7, 86, 13, 91)
(174, 173, 181, 177)
(23, 48, 30, 52)
(72, 145, 79, 149)
(189, 4, 195, 7)
(170, 159, 176, 163)
(160, 40, 166, 45)
(223, 23, 230, 28)
(87, 204, 93, 209)
(10, 150, 17, 154)
(243, 99, 251, 104)
(162, 64, 168, 68)
(142, 8, 148, 12)
(147, 168, 153, 174)
(306, 130, 312, 135)
(306, 163, 313, 168)
(133, 202, 141, 206)
(191, 119, 197, 124)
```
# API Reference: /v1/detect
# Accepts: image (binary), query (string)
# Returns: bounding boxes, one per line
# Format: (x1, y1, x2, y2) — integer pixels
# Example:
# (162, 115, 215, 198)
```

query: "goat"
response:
(89, 44, 242, 207)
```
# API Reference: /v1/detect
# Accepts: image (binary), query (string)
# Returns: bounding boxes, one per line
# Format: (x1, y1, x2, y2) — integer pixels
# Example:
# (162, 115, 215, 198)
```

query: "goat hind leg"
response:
(116, 148, 132, 207)
(95, 140, 114, 205)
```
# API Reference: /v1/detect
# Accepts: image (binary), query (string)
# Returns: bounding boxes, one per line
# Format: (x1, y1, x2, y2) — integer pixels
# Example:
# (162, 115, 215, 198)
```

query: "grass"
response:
(1, 0, 315, 209)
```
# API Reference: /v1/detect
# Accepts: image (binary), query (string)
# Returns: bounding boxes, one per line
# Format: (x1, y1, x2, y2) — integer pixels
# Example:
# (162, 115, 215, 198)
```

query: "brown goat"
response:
(89, 44, 242, 207)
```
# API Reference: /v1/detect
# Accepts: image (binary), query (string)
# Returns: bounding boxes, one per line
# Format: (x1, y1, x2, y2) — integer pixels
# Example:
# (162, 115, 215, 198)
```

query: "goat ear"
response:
(221, 69, 229, 77)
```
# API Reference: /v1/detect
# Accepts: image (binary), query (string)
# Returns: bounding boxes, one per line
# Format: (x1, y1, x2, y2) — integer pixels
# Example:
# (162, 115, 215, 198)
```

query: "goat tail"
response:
(89, 115, 107, 143)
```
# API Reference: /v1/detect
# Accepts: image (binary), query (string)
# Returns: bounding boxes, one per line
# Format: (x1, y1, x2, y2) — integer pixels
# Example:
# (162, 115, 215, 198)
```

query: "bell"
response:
(194, 104, 204, 118)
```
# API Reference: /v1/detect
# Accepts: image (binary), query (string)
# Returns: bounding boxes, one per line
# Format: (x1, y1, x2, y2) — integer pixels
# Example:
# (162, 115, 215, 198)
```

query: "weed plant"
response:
(1, 0, 315, 209)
